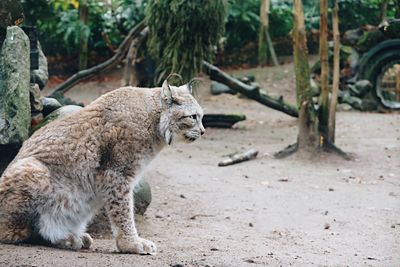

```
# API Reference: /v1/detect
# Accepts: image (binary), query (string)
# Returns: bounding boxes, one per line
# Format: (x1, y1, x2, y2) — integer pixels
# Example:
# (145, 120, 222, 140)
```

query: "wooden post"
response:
(380, 0, 389, 22)
(328, 0, 340, 143)
(79, 0, 89, 70)
(319, 0, 329, 144)
(258, 0, 279, 66)
(258, 0, 269, 65)
(293, 0, 318, 150)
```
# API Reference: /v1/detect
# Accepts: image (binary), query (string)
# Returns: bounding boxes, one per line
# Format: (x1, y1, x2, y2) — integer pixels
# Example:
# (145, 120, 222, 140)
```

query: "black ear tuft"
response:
(187, 78, 202, 94)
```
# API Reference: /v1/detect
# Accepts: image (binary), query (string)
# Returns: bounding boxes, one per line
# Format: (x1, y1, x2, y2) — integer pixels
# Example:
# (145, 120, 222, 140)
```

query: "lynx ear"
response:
(162, 79, 173, 106)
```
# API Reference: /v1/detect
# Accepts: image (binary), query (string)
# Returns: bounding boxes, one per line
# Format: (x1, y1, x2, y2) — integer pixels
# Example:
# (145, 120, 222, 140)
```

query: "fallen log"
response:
(218, 149, 259, 167)
(49, 22, 147, 97)
(202, 61, 298, 117)
(202, 114, 246, 128)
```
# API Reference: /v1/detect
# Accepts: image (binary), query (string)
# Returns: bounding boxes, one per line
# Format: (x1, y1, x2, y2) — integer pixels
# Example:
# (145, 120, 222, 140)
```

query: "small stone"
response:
(249, 222, 254, 227)
(328, 188, 334, 191)
(277, 178, 289, 182)
(210, 248, 219, 251)
(324, 223, 330, 229)
(391, 224, 395, 228)
(180, 194, 186, 199)
(41, 97, 62, 116)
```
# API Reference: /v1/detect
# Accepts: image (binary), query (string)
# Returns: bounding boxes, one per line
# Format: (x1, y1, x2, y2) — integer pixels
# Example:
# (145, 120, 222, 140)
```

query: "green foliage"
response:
(146, 0, 226, 84)
(337, 0, 397, 32)
(225, 0, 260, 51)
(225, 0, 294, 52)
(20, 0, 146, 57)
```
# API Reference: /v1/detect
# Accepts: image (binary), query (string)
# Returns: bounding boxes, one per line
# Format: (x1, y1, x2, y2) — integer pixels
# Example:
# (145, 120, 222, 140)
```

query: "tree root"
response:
(274, 143, 299, 158)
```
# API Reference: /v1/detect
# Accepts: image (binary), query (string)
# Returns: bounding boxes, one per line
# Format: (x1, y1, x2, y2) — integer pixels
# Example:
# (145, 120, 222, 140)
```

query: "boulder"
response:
(355, 80, 373, 98)
(0, 26, 31, 144)
(30, 42, 48, 89)
(133, 178, 152, 215)
(42, 97, 62, 116)
(210, 81, 236, 95)
(30, 105, 83, 134)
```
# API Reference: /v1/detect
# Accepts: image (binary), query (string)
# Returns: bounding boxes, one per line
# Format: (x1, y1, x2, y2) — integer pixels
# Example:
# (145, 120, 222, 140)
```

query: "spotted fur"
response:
(0, 81, 204, 254)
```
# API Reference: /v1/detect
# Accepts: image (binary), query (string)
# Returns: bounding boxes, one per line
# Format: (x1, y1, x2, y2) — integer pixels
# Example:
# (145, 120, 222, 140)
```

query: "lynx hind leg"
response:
(0, 157, 50, 244)
(0, 216, 33, 244)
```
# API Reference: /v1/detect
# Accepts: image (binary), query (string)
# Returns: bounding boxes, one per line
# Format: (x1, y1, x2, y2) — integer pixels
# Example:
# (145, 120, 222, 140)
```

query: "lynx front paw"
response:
(55, 235, 83, 250)
(117, 236, 157, 255)
(81, 233, 93, 249)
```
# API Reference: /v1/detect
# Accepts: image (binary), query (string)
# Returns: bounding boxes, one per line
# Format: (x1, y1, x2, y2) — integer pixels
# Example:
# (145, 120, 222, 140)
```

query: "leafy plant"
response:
(146, 0, 226, 84)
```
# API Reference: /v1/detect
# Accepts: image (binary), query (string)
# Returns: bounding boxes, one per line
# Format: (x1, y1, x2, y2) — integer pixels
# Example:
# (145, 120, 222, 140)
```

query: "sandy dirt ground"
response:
(1, 62, 399, 267)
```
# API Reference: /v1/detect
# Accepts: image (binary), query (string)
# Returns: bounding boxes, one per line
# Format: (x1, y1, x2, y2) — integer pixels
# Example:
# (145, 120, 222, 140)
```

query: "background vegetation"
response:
(19, 0, 398, 72)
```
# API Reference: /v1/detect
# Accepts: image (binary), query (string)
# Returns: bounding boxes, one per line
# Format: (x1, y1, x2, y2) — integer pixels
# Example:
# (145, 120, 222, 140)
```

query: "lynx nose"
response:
(200, 124, 205, 135)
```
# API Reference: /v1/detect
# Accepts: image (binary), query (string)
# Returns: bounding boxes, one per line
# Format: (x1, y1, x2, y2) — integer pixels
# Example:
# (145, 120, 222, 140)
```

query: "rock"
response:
(210, 81, 236, 95)
(310, 78, 320, 97)
(0, 26, 31, 144)
(30, 42, 48, 89)
(134, 178, 152, 215)
(361, 99, 378, 111)
(42, 97, 62, 116)
(337, 103, 353, 111)
(30, 83, 43, 112)
(355, 80, 372, 98)
(30, 105, 83, 134)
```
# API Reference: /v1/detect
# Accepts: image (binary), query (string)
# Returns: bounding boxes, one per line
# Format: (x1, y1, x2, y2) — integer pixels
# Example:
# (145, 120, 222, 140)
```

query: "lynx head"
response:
(159, 79, 205, 145)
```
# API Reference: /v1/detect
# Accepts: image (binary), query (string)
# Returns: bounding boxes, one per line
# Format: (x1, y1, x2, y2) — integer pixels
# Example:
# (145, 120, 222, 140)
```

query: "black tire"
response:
(358, 39, 400, 109)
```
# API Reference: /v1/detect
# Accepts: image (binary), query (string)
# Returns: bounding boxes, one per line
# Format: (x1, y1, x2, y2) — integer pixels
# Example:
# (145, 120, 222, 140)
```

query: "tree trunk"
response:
(79, 0, 89, 70)
(258, 0, 269, 65)
(319, 0, 329, 145)
(293, 0, 318, 151)
(328, 1, 340, 143)
(380, 0, 389, 22)
(258, 0, 278, 66)
(121, 30, 148, 86)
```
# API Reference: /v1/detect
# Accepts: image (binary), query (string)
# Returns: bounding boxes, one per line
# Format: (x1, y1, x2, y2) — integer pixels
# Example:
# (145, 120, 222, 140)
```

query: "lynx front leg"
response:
(102, 171, 156, 255)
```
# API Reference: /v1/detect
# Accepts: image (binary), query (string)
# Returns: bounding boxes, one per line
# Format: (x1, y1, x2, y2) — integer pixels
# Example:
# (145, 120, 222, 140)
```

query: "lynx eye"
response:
(190, 115, 197, 120)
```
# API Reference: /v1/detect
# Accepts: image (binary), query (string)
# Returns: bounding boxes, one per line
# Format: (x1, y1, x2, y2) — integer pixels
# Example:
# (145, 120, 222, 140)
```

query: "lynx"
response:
(0, 79, 204, 255)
